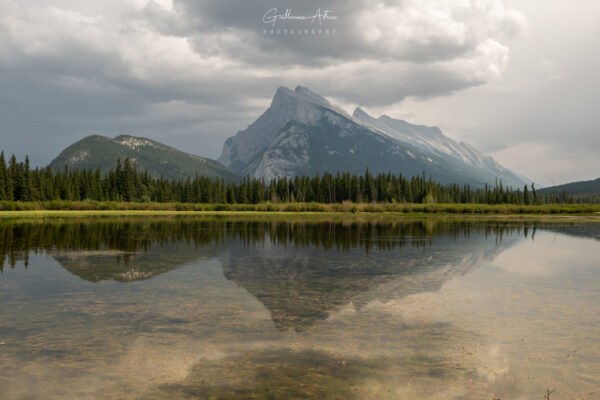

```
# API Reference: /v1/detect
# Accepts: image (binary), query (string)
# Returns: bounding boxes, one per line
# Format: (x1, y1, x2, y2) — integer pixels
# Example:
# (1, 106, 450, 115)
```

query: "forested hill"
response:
(48, 135, 239, 182)
(538, 178, 600, 202)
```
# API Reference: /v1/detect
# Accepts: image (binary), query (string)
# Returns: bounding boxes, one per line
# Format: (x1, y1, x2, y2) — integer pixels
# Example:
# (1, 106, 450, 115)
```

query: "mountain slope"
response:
(50, 135, 239, 181)
(538, 177, 600, 195)
(219, 86, 529, 187)
(352, 108, 527, 187)
(538, 177, 600, 202)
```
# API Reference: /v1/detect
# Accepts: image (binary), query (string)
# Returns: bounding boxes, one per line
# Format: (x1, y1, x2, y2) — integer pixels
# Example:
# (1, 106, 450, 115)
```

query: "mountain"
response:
(219, 86, 529, 187)
(538, 177, 600, 202)
(49, 135, 239, 181)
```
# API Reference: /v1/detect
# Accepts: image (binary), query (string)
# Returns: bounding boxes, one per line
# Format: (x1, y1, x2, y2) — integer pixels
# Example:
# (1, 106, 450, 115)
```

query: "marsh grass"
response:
(0, 200, 599, 217)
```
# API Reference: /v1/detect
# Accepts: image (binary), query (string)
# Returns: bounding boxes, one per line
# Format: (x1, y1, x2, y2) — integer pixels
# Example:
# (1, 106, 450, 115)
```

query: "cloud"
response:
(175, 0, 525, 65)
(0, 0, 526, 163)
(489, 231, 600, 276)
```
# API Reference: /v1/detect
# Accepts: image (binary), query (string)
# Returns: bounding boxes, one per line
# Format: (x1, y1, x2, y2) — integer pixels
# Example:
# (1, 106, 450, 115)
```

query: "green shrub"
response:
(0, 201, 16, 211)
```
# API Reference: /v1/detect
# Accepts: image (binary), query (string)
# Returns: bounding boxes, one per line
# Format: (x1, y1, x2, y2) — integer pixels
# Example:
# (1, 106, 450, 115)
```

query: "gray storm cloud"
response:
(4, 0, 596, 185)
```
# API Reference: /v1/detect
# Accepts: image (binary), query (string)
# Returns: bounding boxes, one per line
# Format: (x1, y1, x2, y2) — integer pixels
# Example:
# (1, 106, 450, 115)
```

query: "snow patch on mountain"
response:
(117, 136, 157, 150)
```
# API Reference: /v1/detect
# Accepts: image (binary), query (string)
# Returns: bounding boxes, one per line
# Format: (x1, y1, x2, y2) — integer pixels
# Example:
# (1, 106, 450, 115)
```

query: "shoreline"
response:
(1, 209, 600, 222)
(1, 201, 599, 214)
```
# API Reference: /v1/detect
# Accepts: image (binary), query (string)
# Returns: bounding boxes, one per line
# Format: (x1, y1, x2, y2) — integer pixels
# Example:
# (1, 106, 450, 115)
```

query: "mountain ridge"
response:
(350, 107, 522, 182)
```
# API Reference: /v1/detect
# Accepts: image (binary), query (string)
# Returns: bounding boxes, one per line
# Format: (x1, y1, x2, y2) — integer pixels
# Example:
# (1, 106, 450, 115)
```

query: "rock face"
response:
(219, 86, 529, 187)
(49, 134, 239, 181)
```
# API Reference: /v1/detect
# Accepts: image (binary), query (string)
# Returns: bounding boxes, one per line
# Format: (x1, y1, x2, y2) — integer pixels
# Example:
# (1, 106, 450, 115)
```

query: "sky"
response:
(0, 0, 598, 186)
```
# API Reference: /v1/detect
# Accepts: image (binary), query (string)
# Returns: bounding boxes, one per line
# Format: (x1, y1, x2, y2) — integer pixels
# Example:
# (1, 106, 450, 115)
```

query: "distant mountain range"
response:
(219, 86, 529, 188)
(539, 177, 600, 201)
(49, 134, 239, 181)
(48, 86, 531, 187)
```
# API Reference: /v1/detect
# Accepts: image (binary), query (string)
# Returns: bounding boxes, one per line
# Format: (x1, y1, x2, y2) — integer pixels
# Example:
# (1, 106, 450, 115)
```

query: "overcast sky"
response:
(0, 0, 598, 185)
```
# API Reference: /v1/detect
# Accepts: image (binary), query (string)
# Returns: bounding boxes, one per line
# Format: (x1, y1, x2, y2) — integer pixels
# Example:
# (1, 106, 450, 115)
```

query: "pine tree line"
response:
(0, 152, 577, 204)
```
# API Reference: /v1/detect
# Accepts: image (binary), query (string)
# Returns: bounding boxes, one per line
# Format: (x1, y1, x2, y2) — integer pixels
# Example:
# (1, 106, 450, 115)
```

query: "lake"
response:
(0, 217, 598, 399)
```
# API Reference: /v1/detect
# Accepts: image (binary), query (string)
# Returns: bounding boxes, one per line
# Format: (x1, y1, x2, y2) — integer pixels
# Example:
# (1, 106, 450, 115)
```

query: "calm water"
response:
(0, 217, 598, 400)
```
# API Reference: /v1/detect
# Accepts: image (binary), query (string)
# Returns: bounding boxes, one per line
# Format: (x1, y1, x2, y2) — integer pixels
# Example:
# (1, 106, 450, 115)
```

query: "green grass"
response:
(1, 200, 599, 219)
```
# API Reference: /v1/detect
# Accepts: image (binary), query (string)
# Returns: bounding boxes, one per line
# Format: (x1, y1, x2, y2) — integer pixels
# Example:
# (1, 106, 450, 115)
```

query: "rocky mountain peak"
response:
(294, 85, 331, 107)
(352, 107, 371, 119)
(219, 86, 529, 187)
(272, 86, 296, 104)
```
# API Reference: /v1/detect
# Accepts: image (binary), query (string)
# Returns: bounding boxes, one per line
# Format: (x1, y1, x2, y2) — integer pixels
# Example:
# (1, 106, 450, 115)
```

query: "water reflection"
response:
(0, 217, 560, 276)
(0, 217, 599, 399)
(220, 230, 516, 331)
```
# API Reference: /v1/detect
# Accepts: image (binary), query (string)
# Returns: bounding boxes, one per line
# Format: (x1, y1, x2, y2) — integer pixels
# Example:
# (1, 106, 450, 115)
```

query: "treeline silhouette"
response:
(0, 218, 536, 272)
(0, 152, 577, 204)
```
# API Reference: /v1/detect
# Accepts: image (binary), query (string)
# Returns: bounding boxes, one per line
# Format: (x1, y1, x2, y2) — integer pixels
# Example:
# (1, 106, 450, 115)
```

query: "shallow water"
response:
(0, 217, 598, 399)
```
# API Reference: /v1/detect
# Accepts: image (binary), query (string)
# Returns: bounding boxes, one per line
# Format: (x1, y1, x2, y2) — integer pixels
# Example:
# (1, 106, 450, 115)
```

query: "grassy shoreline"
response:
(0, 200, 599, 219)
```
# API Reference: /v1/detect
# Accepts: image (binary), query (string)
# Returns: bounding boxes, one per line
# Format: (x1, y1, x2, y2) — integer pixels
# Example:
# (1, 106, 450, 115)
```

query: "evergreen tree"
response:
(0, 151, 6, 200)
(22, 155, 32, 201)
(8, 155, 18, 201)
(523, 185, 530, 205)
(122, 158, 134, 201)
